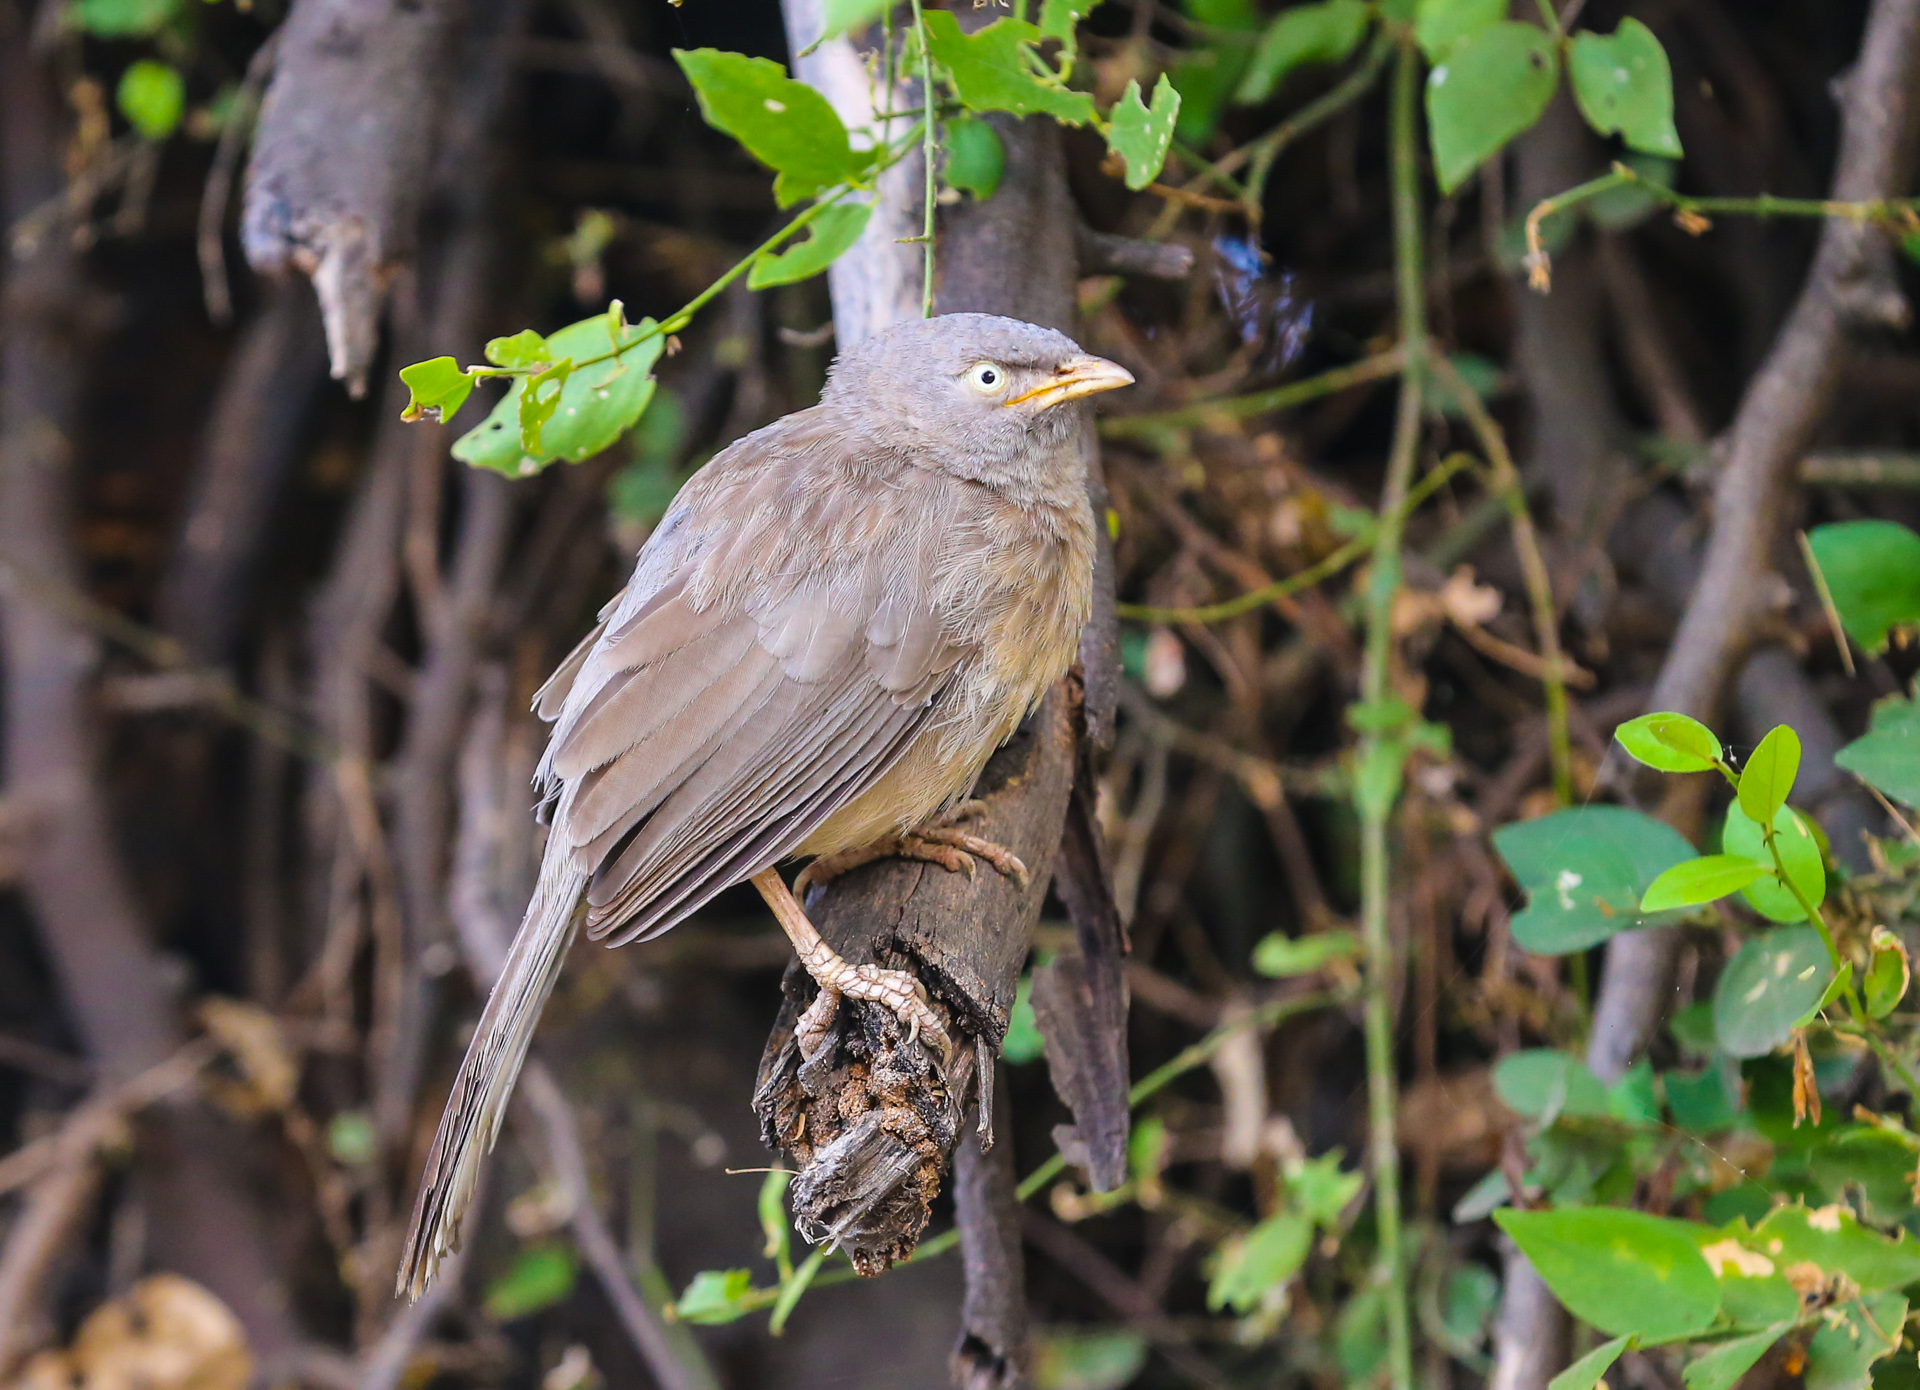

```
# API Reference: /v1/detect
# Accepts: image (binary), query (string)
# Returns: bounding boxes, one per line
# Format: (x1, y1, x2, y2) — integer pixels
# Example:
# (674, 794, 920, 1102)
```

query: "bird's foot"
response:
(794, 805, 1029, 899)
(791, 959, 951, 1065)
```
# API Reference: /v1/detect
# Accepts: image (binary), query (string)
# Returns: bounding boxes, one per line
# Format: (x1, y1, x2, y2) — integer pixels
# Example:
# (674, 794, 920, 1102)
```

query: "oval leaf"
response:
(1640, 854, 1767, 913)
(1615, 711, 1722, 773)
(1805, 519, 1920, 655)
(1721, 803, 1824, 923)
(1495, 1207, 1720, 1340)
(1426, 22, 1558, 194)
(1493, 1049, 1610, 1122)
(1736, 725, 1800, 827)
(1414, 0, 1505, 63)
(1566, 18, 1683, 158)
(117, 59, 185, 141)
(1234, 0, 1370, 106)
(673, 50, 864, 205)
(1491, 805, 1695, 954)
(1835, 693, 1920, 806)
(1713, 926, 1834, 1058)
(1207, 1210, 1312, 1313)
(944, 116, 1005, 200)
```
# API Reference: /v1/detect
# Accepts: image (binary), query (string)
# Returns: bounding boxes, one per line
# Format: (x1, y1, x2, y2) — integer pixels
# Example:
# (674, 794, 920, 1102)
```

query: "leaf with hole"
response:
(1494, 1049, 1611, 1123)
(1495, 1207, 1720, 1340)
(398, 357, 475, 425)
(1551, 1335, 1633, 1390)
(455, 315, 664, 476)
(1737, 725, 1801, 827)
(748, 201, 874, 288)
(944, 116, 1005, 200)
(1836, 694, 1920, 807)
(1806, 520, 1920, 655)
(1615, 711, 1723, 773)
(1683, 1326, 1790, 1390)
(1413, 0, 1505, 62)
(923, 13, 1097, 125)
(1106, 75, 1181, 190)
(1712, 926, 1834, 1058)
(1640, 855, 1768, 913)
(1567, 18, 1683, 158)
(1492, 806, 1695, 953)
(1426, 22, 1559, 194)
(1753, 1202, 1920, 1291)
(1722, 803, 1824, 923)
(1207, 1210, 1312, 1312)
(1807, 1292, 1905, 1390)
(1234, 0, 1370, 106)
(674, 50, 867, 205)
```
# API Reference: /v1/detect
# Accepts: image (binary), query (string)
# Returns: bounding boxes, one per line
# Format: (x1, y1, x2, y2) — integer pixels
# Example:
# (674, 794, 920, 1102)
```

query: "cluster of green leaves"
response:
(1166, 0, 1371, 143)
(400, 7, 1182, 477)
(65, 0, 223, 144)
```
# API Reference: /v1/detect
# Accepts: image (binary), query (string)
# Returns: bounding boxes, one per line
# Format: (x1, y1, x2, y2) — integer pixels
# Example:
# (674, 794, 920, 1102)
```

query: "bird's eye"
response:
(964, 362, 1006, 394)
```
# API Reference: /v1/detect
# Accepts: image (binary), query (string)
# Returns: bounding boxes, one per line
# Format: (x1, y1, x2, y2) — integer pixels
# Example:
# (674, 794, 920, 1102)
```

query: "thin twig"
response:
(1101, 346, 1403, 437)
(198, 34, 279, 325)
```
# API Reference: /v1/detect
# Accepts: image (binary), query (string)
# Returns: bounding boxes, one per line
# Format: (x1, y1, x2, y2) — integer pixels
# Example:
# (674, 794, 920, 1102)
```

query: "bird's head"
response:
(822, 313, 1134, 492)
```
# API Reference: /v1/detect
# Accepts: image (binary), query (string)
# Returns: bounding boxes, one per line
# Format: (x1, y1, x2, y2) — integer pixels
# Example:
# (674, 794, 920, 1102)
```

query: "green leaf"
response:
(608, 387, 687, 526)
(1737, 725, 1801, 827)
(117, 60, 185, 141)
(1713, 926, 1834, 1058)
(1207, 1210, 1313, 1312)
(1038, 0, 1089, 43)
(73, 0, 177, 37)
(1234, 0, 1370, 106)
(1413, 0, 1504, 63)
(1566, 18, 1683, 158)
(1426, 22, 1559, 194)
(1495, 1207, 1720, 1340)
(1551, 1335, 1634, 1390)
(944, 116, 1005, 200)
(1288, 1150, 1363, 1223)
(1664, 1066, 1738, 1133)
(1494, 1049, 1611, 1122)
(673, 50, 865, 205)
(1029, 1328, 1149, 1390)
(1807, 520, 1920, 655)
(1722, 804, 1824, 923)
(1640, 854, 1768, 913)
(1492, 806, 1695, 953)
(484, 329, 551, 369)
(398, 357, 476, 425)
(1810, 1127, 1920, 1222)
(1752, 1203, 1920, 1290)
(1610, 1058, 1661, 1123)
(1836, 694, 1920, 806)
(674, 1268, 755, 1324)
(1170, 46, 1253, 144)
(1002, 974, 1045, 1063)
(757, 1169, 792, 1270)
(1615, 711, 1724, 773)
(1106, 75, 1181, 191)
(483, 1243, 578, 1320)
(455, 316, 665, 476)
(748, 201, 874, 288)
(1807, 1292, 1905, 1390)
(820, 0, 890, 37)
(518, 359, 573, 458)
(1683, 1326, 1790, 1390)
(1441, 1262, 1499, 1350)
(1251, 929, 1360, 977)
(923, 13, 1097, 125)
(324, 1110, 377, 1165)
(1866, 927, 1910, 1019)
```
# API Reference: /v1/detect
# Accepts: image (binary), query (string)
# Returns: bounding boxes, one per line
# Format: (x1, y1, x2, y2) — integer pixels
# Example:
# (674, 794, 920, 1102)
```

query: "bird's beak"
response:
(1006, 355, 1136, 411)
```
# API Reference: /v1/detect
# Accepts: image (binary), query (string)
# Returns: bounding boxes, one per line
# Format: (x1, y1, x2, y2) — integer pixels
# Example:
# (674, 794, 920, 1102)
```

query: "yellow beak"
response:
(1005, 355, 1136, 410)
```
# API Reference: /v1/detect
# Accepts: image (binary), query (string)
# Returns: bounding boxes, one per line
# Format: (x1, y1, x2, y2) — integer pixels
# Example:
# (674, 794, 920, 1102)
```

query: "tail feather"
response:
(397, 855, 588, 1299)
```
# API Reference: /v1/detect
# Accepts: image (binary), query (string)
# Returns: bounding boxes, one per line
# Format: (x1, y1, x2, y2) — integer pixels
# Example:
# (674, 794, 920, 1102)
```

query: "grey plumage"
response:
(398, 314, 1119, 1298)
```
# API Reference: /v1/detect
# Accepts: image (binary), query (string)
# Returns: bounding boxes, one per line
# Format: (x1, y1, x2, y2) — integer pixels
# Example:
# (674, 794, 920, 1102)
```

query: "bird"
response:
(396, 312, 1134, 1298)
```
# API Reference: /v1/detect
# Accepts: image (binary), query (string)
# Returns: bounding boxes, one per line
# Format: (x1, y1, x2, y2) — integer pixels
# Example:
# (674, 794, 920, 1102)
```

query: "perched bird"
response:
(397, 312, 1133, 1297)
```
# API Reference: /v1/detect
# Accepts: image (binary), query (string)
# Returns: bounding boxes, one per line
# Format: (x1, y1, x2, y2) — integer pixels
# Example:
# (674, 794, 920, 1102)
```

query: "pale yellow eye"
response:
(965, 362, 1007, 394)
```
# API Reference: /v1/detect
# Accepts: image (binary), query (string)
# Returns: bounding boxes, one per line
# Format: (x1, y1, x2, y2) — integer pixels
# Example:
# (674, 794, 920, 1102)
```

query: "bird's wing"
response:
(538, 413, 966, 947)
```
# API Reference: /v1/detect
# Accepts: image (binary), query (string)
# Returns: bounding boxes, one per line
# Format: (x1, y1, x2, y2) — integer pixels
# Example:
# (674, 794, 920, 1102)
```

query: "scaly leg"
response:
(793, 802, 1031, 901)
(750, 868, 950, 1063)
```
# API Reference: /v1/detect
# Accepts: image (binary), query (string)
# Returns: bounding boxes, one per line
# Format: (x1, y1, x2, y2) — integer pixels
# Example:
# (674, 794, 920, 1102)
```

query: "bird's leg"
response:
(749, 868, 951, 1064)
(793, 801, 1031, 900)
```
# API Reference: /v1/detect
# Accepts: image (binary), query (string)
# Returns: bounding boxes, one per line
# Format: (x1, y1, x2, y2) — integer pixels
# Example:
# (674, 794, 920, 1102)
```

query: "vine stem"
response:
(1356, 39, 1423, 1390)
(1427, 354, 1574, 804)
(909, 0, 936, 318)
(1100, 346, 1404, 437)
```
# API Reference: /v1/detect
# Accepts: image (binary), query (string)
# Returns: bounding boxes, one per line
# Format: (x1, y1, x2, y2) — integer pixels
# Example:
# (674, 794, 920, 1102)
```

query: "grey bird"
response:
(397, 313, 1133, 1297)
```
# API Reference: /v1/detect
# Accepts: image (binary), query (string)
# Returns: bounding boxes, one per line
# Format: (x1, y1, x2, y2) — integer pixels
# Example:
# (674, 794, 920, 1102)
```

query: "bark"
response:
(0, 18, 298, 1358)
(241, 0, 466, 393)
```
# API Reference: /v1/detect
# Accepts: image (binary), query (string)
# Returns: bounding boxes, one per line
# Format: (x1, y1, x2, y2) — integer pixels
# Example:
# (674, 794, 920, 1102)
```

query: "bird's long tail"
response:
(397, 853, 589, 1299)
